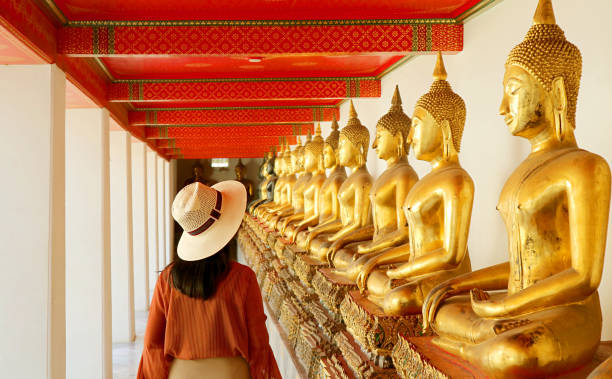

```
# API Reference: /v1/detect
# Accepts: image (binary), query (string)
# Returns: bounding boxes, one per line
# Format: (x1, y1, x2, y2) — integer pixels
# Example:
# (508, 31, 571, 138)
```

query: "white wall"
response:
(0, 65, 66, 379)
(109, 131, 135, 343)
(132, 140, 149, 310)
(328, 0, 612, 339)
(146, 149, 159, 296)
(66, 108, 112, 379)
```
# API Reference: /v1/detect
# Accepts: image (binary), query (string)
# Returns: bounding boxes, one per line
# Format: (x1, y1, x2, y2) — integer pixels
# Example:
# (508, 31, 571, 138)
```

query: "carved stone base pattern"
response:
(294, 253, 328, 287)
(340, 291, 431, 357)
(312, 268, 357, 315)
(334, 330, 399, 379)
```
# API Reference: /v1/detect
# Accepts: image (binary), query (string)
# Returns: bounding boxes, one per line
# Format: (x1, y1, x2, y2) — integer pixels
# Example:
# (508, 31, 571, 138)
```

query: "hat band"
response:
(187, 190, 223, 236)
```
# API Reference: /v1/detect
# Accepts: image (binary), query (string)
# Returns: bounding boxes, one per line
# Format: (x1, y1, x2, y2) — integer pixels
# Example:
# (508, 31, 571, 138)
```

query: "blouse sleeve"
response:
(244, 269, 282, 379)
(137, 270, 173, 379)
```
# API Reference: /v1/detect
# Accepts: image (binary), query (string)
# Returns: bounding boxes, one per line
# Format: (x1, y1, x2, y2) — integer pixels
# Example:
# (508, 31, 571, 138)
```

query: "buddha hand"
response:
(356, 258, 380, 293)
(422, 280, 458, 332)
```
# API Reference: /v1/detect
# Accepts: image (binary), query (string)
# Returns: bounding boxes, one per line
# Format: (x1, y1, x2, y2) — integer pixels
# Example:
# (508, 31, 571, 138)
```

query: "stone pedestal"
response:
(340, 291, 431, 357)
(312, 268, 358, 314)
(392, 336, 612, 379)
(334, 330, 399, 378)
(294, 253, 328, 285)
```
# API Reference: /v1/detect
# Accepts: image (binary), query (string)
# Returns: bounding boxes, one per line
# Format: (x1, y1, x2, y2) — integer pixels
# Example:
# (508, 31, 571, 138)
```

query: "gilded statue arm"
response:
(327, 225, 375, 265)
(422, 262, 510, 330)
(280, 213, 304, 232)
(356, 245, 412, 291)
(356, 178, 412, 254)
(387, 178, 473, 279)
(305, 220, 343, 249)
(291, 185, 321, 240)
(470, 159, 611, 319)
(328, 181, 371, 242)
(356, 228, 409, 254)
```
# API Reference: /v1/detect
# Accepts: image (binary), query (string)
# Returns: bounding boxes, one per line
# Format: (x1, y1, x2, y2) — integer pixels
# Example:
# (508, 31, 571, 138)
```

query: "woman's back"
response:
(138, 262, 280, 379)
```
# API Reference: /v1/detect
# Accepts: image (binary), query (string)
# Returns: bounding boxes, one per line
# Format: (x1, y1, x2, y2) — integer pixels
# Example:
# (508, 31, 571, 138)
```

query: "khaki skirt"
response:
(168, 357, 250, 379)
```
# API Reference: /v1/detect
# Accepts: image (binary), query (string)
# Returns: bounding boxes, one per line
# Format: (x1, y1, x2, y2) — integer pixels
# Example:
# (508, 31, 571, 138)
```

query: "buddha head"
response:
(373, 85, 412, 162)
(192, 161, 204, 179)
(304, 124, 325, 173)
(339, 101, 370, 168)
(235, 159, 246, 181)
(265, 150, 276, 177)
(413, 52, 466, 163)
(324, 115, 341, 169)
(290, 137, 304, 174)
(500, 0, 581, 143)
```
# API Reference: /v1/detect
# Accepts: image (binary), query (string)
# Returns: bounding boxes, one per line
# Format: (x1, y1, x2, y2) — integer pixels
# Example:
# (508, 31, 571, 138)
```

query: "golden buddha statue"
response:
(422, 1, 611, 377)
(270, 133, 313, 230)
(248, 151, 271, 213)
(348, 52, 474, 316)
(235, 159, 254, 202)
(293, 116, 347, 248)
(280, 125, 327, 239)
(259, 139, 297, 225)
(328, 85, 419, 274)
(253, 140, 289, 218)
(307, 101, 373, 262)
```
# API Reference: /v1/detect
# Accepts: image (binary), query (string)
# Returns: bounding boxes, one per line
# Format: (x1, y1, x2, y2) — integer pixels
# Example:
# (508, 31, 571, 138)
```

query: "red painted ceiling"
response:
(52, 0, 482, 21)
(130, 100, 342, 109)
(1, 0, 484, 159)
(100, 55, 405, 80)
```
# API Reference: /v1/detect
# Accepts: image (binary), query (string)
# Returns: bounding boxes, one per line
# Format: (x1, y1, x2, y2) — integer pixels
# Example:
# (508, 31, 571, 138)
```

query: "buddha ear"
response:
(551, 76, 568, 140)
(551, 76, 567, 112)
(439, 119, 453, 159)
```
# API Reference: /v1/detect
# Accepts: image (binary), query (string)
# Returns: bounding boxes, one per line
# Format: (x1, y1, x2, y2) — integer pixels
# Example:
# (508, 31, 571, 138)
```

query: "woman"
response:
(137, 180, 281, 379)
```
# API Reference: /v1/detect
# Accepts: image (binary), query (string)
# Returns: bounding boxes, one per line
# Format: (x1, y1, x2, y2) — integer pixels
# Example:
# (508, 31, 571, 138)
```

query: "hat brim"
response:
(177, 180, 247, 261)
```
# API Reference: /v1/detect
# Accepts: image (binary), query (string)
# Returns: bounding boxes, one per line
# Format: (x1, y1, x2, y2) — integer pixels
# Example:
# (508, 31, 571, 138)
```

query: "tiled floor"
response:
(113, 311, 147, 379)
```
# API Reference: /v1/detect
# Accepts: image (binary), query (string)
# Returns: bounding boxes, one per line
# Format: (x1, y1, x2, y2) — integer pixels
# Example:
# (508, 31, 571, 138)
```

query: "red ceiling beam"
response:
(58, 22, 463, 56)
(130, 107, 337, 126)
(0, 0, 134, 129)
(109, 78, 379, 102)
(156, 135, 297, 149)
(168, 147, 274, 159)
(146, 124, 314, 139)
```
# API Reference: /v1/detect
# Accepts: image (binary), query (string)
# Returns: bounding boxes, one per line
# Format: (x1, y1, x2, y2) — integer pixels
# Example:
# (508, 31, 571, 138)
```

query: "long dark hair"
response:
(170, 244, 230, 300)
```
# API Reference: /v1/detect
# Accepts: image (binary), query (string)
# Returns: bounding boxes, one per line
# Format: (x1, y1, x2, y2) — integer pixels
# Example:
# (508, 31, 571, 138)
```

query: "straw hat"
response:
(172, 181, 247, 261)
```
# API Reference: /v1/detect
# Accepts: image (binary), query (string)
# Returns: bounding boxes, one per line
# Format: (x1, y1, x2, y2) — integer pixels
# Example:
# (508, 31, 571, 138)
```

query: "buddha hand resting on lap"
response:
(422, 1, 611, 377)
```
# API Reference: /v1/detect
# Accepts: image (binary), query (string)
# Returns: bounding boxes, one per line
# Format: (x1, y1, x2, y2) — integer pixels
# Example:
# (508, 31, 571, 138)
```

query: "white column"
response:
(157, 156, 166, 269)
(110, 131, 135, 343)
(66, 108, 111, 379)
(131, 140, 149, 311)
(166, 160, 177, 263)
(146, 149, 159, 294)
(0, 65, 65, 379)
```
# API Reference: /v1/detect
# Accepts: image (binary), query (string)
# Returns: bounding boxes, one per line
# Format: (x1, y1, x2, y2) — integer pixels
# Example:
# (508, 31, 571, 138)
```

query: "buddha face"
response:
(323, 144, 336, 169)
(500, 65, 552, 138)
(193, 166, 204, 178)
(412, 107, 443, 162)
(274, 157, 283, 176)
(373, 127, 402, 161)
(303, 150, 315, 172)
(338, 135, 361, 167)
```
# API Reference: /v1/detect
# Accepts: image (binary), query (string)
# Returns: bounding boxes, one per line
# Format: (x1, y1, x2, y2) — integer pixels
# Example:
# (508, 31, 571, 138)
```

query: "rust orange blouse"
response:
(137, 261, 281, 379)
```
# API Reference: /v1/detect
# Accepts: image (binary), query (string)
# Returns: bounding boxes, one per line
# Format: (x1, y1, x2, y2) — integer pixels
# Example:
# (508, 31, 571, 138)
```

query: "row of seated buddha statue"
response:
(247, 0, 611, 377)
